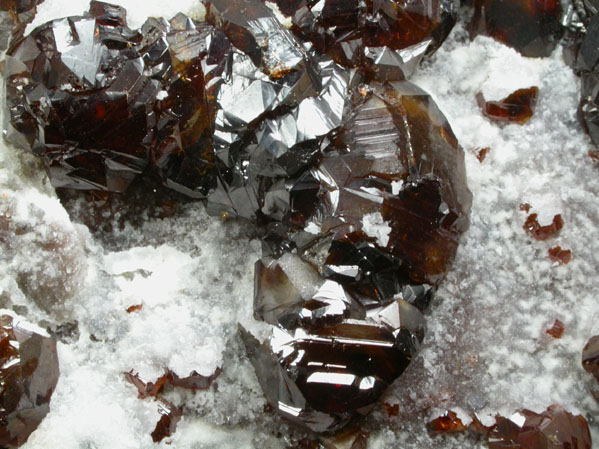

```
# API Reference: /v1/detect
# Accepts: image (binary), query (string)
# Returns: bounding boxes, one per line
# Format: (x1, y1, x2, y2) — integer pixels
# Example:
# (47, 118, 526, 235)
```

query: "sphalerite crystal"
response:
(262, 0, 456, 80)
(3, 0, 472, 435)
(468, 0, 564, 57)
(476, 87, 539, 124)
(5, 1, 215, 197)
(0, 315, 59, 447)
(428, 405, 592, 449)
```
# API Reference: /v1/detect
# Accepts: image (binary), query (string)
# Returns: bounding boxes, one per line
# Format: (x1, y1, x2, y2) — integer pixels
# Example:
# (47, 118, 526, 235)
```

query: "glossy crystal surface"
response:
(469, 0, 563, 57)
(0, 315, 59, 447)
(4, 3, 215, 197)
(265, 0, 456, 79)
(476, 87, 539, 124)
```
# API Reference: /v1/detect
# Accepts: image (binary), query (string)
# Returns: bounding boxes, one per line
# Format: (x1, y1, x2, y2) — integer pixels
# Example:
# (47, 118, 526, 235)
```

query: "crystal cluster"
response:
(0, 0, 44, 50)
(0, 315, 60, 447)
(5, 1, 215, 197)
(3, 0, 471, 434)
(261, 0, 456, 80)
(468, 0, 564, 57)
(428, 405, 592, 449)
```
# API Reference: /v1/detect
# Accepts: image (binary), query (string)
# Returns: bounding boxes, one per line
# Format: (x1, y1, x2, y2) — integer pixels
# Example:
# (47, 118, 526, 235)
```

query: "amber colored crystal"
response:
(548, 247, 572, 265)
(476, 87, 539, 124)
(523, 213, 564, 240)
(126, 304, 143, 313)
(546, 319, 565, 338)
(520, 203, 532, 213)
(469, 0, 563, 57)
(0, 315, 60, 447)
(4, 3, 215, 198)
(476, 147, 491, 163)
(582, 336, 599, 383)
(427, 411, 468, 434)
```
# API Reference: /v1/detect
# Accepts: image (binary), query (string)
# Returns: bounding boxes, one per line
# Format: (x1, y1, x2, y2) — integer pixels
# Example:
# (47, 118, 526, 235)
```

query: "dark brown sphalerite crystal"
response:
(264, 0, 456, 80)
(0, 0, 44, 50)
(4, 3, 215, 198)
(0, 315, 59, 447)
(468, 0, 563, 57)
(476, 87, 539, 124)
(243, 80, 470, 432)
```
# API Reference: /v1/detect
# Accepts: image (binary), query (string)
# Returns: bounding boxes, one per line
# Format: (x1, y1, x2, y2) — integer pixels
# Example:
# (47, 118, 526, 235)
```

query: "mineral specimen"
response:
(243, 79, 470, 432)
(546, 319, 565, 338)
(476, 87, 539, 124)
(4, 2, 215, 197)
(523, 213, 564, 240)
(264, 0, 457, 80)
(0, 0, 44, 50)
(582, 335, 599, 383)
(428, 406, 592, 449)
(487, 406, 591, 449)
(0, 315, 60, 447)
(469, 0, 564, 57)
(548, 247, 572, 265)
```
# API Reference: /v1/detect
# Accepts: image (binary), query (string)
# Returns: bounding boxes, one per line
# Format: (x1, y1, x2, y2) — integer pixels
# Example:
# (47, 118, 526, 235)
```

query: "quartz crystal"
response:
(264, 0, 456, 80)
(476, 87, 539, 124)
(0, 315, 59, 448)
(4, 2, 215, 197)
(469, 0, 563, 57)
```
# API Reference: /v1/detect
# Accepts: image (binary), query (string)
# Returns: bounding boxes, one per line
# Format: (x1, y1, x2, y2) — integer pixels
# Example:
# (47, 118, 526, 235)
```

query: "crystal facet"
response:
(469, 0, 564, 57)
(0, 315, 59, 447)
(4, 4, 215, 197)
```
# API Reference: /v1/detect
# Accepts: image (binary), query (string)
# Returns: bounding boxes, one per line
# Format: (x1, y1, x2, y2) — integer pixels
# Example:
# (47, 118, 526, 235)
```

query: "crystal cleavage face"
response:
(3, 0, 471, 435)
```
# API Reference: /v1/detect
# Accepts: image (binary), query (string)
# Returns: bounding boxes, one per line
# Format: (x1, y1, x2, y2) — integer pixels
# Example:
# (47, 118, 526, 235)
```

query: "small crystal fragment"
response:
(427, 411, 467, 434)
(582, 335, 599, 383)
(151, 400, 182, 443)
(0, 315, 60, 447)
(548, 247, 573, 265)
(546, 319, 565, 338)
(469, 0, 563, 57)
(520, 203, 532, 213)
(476, 147, 491, 163)
(126, 304, 143, 313)
(523, 213, 564, 240)
(476, 88, 539, 124)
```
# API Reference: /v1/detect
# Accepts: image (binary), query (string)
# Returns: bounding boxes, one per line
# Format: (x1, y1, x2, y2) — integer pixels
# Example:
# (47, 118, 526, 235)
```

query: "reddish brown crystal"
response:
(546, 319, 565, 338)
(469, 0, 563, 57)
(523, 213, 564, 241)
(589, 150, 599, 162)
(151, 400, 182, 443)
(476, 147, 491, 163)
(383, 402, 399, 417)
(582, 336, 599, 383)
(476, 87, 539, 124)
(427, 411, 468, 434)
(124, 368, 221, 398)
(126, 304, 143, 313)
(487, 406, 591, 449)
(0, 315, 59, 447)
(548, 247, 572, 265)
(520, 203, 532, 213)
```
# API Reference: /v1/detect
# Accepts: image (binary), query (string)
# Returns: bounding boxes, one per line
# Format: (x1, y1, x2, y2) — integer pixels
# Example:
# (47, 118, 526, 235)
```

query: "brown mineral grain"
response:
(548, 247, 572, 265)
(477, 87, 539, 124)
(546, 319, 565, 338)
(427, 411, 468, 434)
(523, 213, 563, 240)
(582, 336, 599, 383)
